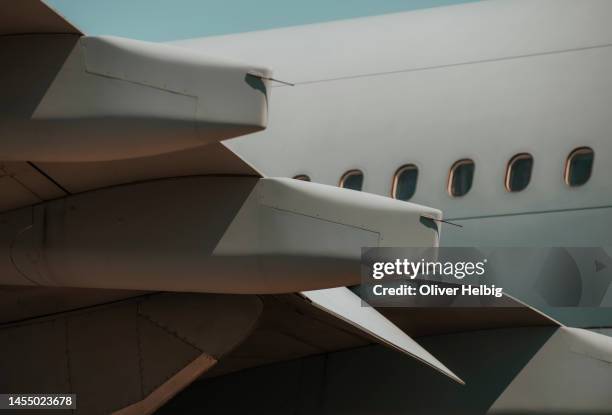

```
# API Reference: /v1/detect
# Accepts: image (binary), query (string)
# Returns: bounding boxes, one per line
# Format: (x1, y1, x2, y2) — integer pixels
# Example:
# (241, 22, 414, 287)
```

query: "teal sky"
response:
(47, 0, 482, 42)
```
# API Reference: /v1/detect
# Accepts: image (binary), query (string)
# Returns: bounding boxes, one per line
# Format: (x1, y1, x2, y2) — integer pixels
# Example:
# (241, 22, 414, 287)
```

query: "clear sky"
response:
(47, 0, 482, 41)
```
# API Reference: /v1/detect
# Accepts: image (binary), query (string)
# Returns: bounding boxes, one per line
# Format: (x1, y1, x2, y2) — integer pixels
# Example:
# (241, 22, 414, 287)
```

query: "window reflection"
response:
(340, 170, 364, 191)
(392, 165, 418, 201)
(505, 153, 533, 192)
(448, 159, 474, 197)
(565, 147, 594, 186)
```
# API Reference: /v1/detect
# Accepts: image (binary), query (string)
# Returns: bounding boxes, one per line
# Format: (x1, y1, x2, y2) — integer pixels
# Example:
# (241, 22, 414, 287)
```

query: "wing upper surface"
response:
(301, 287, 464, 384)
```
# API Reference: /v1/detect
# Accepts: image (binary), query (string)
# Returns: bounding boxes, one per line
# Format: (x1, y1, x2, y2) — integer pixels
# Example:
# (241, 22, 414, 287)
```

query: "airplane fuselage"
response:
(173, 0, 612, 249)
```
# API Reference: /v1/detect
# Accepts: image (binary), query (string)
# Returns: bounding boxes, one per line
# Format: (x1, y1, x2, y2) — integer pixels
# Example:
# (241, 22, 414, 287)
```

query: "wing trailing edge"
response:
(0, 34, 271, 162)
(300, 286, 465, 385)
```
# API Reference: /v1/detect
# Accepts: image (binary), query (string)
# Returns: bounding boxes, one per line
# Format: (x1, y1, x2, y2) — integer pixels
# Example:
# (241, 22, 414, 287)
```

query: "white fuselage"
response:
(172, 0, 612, 247)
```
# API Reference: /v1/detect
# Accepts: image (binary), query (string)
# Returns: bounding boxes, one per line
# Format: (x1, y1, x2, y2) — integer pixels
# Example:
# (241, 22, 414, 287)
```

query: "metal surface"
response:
(0, 293, 262, 415)
(0, 35, 270, 162)
(0, 177, 439, 294)
(174, 0, 612, 225)
(301, 287, 464, 384)
(1, 1, 611, 413)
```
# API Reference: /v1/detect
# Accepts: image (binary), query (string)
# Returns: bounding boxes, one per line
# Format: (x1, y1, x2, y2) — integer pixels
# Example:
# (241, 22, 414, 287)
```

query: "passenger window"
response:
(339, 170, 363, 191)
(448, 159, 474, 197)
(293, 174, 310, 181)
(565, 147, 594, 186)
(505, 153, 533, 192)
(392, 164, 418, 201)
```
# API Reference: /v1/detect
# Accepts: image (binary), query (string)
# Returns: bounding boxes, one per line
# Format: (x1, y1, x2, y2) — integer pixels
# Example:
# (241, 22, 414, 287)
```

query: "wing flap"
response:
(300, 286, 464, 384)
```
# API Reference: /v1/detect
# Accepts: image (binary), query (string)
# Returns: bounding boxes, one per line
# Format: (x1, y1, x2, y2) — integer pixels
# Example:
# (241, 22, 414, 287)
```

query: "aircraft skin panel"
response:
(0, 34, 271, 163)
(0, 144, 262, 213)
(34, 142, 261, 195)
(0, 29, 268, 210)
(170, 0, 612, 86)
(0, 286, 147, 325)
(488, 327, 612, 413)
(156, 325, 612, 414)
(0, 177, 439, 294)
(301, 286, 464, 384)
(0, 161, 68, 212)
(112, 353, 217, 415)
(1, 0, 610, 413)
(217, 45, 612, 221)
(156, 326, 559, 414)
(171, 0, 612, 223)
(198, 292, 561, 383)
(0, 172, 43, 213)
(0, 293, 262, 415)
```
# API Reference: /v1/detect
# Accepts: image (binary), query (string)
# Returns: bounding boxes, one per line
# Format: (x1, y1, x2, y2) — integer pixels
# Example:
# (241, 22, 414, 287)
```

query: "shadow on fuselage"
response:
(158, 326, 555, 415)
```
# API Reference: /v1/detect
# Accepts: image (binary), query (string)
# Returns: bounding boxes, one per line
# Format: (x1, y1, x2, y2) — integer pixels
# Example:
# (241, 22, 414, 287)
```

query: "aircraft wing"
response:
(0, 2, 467, 413)
(301, 287, 464, 384)
(0, 0, 268, 213)
(0, 2, 567, 414)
